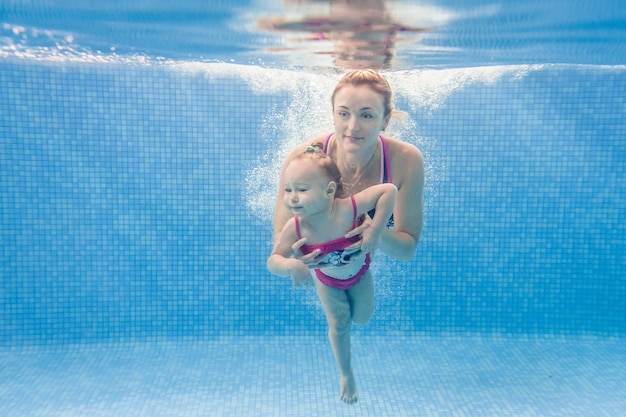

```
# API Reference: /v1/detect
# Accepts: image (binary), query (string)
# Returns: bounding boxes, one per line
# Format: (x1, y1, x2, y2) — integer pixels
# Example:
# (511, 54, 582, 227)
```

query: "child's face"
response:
(283, 159, 333, 217)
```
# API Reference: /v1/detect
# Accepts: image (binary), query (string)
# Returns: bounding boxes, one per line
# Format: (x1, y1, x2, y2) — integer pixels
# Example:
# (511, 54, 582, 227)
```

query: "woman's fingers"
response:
(291, 238, 307, 258)
(292, 238, 324, 268)
(344, 213, 372, 239)
(342, 242, 363, 257)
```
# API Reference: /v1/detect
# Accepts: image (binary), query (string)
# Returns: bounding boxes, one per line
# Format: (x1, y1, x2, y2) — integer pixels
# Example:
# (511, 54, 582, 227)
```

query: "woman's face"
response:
(332, 85, 387, 152)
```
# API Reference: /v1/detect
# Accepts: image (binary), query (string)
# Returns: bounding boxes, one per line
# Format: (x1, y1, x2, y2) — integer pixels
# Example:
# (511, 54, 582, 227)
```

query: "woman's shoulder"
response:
(382, 135, 424, 163)
(381, 135, 424, 189)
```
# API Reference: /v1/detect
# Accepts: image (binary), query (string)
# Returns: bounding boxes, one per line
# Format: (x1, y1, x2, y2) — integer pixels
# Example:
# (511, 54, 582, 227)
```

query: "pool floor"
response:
(1, 335, 624, 416)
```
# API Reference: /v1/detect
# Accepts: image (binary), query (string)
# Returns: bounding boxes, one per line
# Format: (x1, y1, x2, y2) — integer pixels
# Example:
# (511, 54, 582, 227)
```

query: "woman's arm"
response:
(353, 183, 398, 254)
(379, 141, 424, 261)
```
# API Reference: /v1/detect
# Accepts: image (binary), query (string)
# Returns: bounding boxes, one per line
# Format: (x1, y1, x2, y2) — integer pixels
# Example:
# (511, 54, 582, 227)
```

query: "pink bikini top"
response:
(323, 133, 392, 184)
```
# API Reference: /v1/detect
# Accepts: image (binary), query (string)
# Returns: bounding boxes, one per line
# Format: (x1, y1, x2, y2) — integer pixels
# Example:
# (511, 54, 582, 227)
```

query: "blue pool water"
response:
(1, 1, 626, 416)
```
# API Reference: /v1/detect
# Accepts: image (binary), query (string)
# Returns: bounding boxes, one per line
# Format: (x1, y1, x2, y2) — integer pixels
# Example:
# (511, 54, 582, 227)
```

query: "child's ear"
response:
(327, 181, 337, 196)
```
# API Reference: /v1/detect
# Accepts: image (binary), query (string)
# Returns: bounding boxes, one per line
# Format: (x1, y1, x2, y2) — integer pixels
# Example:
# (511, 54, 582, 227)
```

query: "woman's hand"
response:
(291, 238, 330, 269)
(344, 213, 379, 255)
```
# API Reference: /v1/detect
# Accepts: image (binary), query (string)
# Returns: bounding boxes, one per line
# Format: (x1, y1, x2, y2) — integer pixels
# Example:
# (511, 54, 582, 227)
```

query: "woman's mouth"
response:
(344, 135, 362, 141)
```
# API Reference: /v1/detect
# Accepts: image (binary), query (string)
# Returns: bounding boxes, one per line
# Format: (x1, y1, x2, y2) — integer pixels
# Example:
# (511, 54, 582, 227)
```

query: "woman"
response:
(273, 69, 424, 404)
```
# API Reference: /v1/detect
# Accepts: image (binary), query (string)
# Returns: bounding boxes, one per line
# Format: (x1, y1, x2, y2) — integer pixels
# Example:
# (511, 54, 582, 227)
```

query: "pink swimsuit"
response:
(295, 196, 371, 290)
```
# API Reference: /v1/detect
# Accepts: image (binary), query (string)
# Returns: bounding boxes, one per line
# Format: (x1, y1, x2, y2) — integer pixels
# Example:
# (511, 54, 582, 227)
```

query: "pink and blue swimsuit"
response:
(295, 196, 371, 290)
(296, 133, 394, 290)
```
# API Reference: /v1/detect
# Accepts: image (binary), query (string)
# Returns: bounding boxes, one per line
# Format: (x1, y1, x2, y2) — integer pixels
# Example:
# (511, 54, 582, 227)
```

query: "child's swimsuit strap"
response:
(297, 197, 356, 241)
(294, 216, 302, 239)
(350, 195, 357, 228)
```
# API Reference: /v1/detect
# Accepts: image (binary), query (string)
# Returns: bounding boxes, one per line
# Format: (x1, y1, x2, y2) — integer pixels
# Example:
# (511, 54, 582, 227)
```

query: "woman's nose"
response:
(347, 116, 359, 131)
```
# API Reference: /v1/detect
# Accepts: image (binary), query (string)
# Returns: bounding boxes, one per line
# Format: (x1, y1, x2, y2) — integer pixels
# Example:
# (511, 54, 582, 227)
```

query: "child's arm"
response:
(267, 219, 312, 285)
(352, 183, 398, 253)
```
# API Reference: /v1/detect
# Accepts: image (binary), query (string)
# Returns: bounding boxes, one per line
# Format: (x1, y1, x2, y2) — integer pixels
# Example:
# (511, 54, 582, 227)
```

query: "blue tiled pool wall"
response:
(1, 61, 625, 345)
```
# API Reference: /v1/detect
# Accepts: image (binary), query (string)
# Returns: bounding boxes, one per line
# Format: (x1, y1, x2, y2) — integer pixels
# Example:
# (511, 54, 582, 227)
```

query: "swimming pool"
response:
(1, 1, 625, 416)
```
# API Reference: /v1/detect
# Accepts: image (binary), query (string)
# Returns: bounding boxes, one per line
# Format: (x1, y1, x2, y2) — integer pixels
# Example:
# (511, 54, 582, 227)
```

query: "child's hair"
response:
(291, 143, 344, 196)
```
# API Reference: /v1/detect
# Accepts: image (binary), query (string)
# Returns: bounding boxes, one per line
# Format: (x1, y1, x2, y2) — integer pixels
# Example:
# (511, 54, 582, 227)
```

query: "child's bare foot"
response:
(340, 372, 358, 404)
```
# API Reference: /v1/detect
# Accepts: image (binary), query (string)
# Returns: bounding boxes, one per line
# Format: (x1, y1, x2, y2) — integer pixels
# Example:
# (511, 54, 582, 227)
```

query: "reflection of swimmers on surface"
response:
(258, 0, 429, 69)
(267, 144, 397, 404)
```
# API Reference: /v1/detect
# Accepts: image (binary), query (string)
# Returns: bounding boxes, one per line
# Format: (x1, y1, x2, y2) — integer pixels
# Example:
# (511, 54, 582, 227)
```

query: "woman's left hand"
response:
(344, 213, 378, 255)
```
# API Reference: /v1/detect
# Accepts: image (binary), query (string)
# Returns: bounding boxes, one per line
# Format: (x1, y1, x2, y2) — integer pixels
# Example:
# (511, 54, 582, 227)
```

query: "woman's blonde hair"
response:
(331, 69, 395, 129)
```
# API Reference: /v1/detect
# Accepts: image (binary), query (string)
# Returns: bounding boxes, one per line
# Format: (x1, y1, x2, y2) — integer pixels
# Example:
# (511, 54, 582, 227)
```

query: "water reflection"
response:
(258, 0, 432, 70)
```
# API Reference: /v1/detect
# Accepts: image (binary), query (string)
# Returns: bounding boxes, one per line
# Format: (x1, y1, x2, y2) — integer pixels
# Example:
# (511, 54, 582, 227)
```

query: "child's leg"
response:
(315, 273, 374, 404)
(315, 280, 356, 403)
(346, 271, 374, 325)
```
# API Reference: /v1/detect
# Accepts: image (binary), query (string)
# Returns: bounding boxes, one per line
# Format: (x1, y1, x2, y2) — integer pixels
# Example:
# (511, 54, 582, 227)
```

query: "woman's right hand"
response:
(291, 238, 329, 269)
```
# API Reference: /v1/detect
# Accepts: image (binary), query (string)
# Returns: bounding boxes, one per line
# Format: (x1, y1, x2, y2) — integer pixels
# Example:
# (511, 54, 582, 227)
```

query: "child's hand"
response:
(290, 260, 313, 288)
